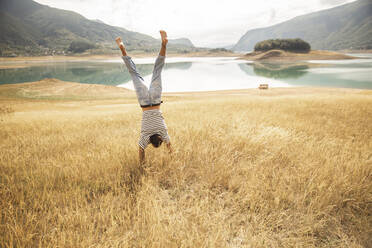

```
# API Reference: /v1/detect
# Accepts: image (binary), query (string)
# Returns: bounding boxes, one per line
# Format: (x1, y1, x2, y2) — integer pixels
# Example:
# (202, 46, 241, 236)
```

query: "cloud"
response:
(269, 9, 276, 23)
(319, 0, 351, 5)
(34, 0, 357, 47)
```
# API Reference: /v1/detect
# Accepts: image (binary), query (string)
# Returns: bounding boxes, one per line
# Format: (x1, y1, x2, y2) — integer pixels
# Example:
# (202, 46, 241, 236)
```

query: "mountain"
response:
(168, 38, 194, 47)
(233, 0, 372, 51)
(92, 19, 105, 24)
(0, 0, 197, 56)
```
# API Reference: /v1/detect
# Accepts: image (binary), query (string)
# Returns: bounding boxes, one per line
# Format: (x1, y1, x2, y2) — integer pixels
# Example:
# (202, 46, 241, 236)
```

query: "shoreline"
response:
(1, 49, 369, 64)
(0, 51, 239, 69)
(339, 49, 372, 54)
(0, 50, 367, 69)
(0, 51, 238, 64)
(1, 79, 370, 102)
(240, 50, 358, 62)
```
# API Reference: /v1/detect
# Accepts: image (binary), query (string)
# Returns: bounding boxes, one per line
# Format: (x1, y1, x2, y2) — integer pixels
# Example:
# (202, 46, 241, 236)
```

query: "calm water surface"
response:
(1, 54, 371, 91)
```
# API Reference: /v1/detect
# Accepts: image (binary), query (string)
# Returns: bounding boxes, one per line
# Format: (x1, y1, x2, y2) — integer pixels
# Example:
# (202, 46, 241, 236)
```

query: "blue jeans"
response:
(122, 55, 165, 106)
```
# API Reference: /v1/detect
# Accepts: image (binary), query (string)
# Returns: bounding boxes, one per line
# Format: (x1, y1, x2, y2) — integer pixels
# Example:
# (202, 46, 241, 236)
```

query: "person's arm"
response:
(166, 142, 172, 154)
(139, 146, 145, 165)
(162, 130, 172, 154)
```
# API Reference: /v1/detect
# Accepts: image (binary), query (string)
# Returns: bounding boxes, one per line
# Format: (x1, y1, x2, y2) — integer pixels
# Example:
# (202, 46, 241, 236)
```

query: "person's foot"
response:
(115, 37, 124, 48)
(160, 30, 168, 46)
(116, 37, 127, 56)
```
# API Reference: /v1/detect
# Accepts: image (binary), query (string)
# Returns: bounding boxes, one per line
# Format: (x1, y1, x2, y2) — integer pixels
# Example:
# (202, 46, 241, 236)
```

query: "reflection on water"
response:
(251, 63, 308, 79)
(238, 58, 372, 89)
(0, 55, 372, 90)
(0, 60, 192, 86)
(120, 58, 290, 92)
(0, 62, 135, 85)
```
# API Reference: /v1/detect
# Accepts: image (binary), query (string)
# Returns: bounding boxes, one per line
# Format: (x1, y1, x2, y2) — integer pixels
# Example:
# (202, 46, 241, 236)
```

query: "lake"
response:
(1, 54, 372, 92)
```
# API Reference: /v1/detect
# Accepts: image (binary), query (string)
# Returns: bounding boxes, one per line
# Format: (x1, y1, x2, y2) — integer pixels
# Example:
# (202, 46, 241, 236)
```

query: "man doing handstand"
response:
(116, 30, 171, 164)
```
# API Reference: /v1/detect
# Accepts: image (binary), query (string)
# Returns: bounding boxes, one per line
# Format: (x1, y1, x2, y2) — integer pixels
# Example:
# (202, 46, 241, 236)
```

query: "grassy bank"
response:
(0, 80, 371, 247)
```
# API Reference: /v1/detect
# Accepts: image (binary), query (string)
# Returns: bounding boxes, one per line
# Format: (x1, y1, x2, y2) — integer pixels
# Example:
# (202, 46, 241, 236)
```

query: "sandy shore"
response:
(1, 78, 370, 102)
(0, 51, 239, 69)
(339, 49, 372, 54)
(241, 50, 357, 62)
(0, 50, 363, 69)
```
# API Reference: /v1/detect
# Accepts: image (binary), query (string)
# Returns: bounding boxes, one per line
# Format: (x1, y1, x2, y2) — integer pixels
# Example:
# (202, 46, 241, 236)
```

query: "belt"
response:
(140, 101, 163, 108)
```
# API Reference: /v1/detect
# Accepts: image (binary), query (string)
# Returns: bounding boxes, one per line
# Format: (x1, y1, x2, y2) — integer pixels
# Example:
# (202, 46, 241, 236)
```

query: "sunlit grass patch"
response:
(0, 82, 371, 247)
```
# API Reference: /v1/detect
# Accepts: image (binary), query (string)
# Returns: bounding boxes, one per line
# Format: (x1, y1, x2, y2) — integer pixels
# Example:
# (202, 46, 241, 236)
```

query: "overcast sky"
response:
(34, 0, 356, 47)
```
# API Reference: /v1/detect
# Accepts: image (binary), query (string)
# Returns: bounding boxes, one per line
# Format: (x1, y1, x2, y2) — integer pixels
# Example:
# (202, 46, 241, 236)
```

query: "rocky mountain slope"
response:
(233, 0, 372, 51)
(0, 0, 195, 56)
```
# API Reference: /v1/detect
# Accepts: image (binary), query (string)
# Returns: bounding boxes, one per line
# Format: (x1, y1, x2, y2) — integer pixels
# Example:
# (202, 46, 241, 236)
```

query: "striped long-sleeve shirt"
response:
(139, 109, 170, 149)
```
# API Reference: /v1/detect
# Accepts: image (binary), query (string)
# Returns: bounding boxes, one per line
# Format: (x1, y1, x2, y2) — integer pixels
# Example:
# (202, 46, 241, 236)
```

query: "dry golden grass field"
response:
(0, 79, 371, 247)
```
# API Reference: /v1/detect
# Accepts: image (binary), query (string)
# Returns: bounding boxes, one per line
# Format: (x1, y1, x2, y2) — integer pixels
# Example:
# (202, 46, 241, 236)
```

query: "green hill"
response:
(233, 0, 372, 51)
(0, 0, 196, 56)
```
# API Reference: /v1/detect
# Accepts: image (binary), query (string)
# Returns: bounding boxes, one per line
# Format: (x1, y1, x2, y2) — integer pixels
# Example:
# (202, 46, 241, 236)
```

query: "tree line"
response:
(254, 39, 311, 52)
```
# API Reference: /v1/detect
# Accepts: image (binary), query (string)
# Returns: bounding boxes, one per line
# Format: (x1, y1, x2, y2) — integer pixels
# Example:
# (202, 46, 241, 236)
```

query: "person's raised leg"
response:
(149, 30, 167, 104)
(116, 37, 127, 56)
(116, 37, 150, 106)
(159, 30, 167, 57)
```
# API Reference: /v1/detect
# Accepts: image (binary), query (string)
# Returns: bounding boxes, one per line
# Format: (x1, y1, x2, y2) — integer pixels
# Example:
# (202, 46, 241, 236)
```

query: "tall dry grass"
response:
(0, 83, 371, 247)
